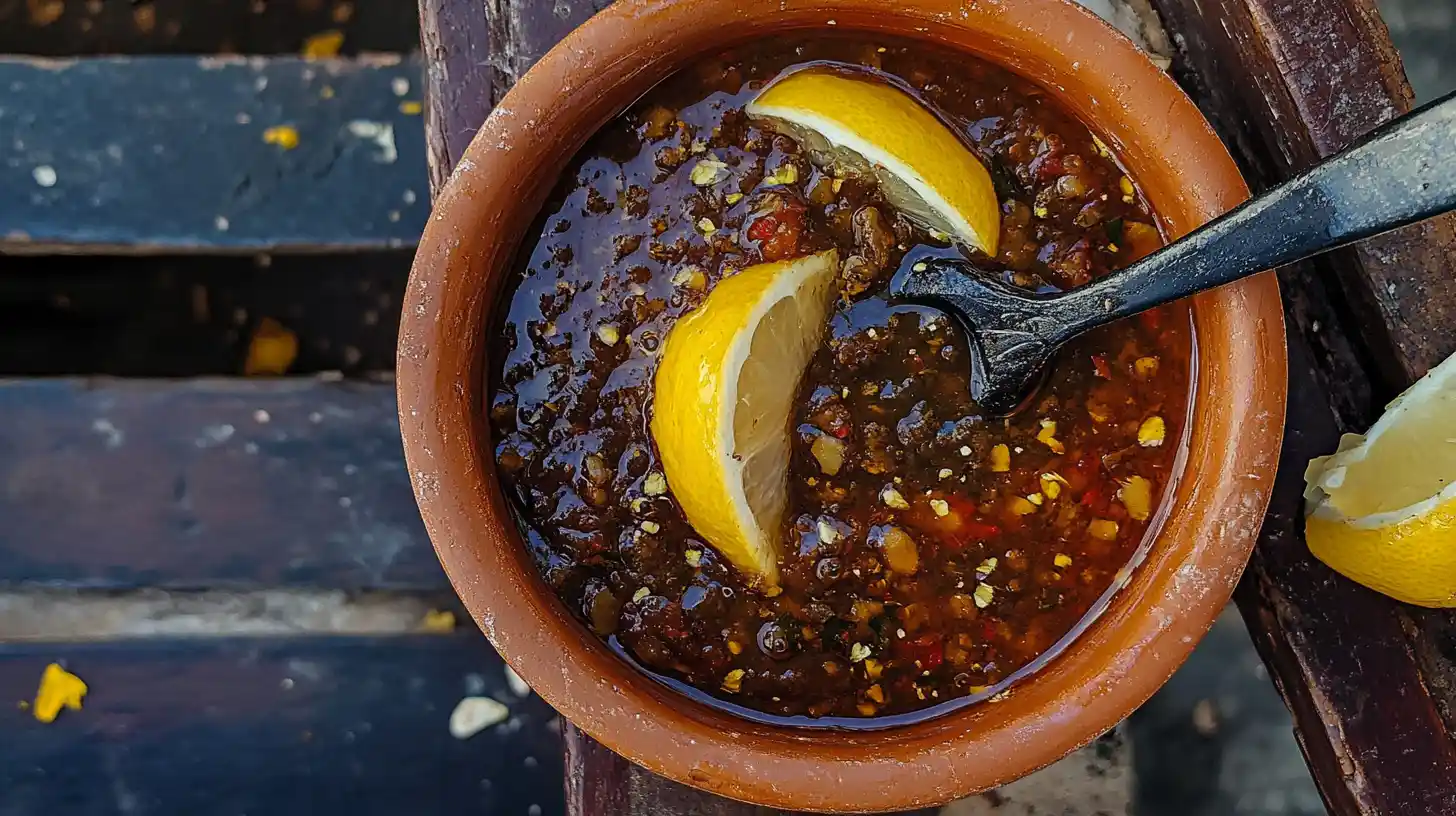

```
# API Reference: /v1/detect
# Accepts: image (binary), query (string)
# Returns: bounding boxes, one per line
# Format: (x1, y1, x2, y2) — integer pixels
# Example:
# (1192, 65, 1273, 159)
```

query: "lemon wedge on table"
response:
(1305, 352, 1456, 607)
(651, 250, 840, 588)
(746, 67, 1000, 255)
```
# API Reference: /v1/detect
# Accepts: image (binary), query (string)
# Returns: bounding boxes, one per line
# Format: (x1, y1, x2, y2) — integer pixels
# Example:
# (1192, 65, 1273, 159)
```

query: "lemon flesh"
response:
(651, 250, 840, 587)
(746, 67, 999, 255)
(1305, 351, 1456, 606)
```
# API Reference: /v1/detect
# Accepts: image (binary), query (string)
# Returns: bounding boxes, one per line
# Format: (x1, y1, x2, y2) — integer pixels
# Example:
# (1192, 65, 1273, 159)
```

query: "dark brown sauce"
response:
(489, 35, 1191, 723)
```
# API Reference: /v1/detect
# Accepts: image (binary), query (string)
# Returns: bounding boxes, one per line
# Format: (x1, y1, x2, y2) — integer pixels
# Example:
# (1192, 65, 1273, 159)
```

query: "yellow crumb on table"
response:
(262, 125, 301, 150)
(33, 663, 87, 724)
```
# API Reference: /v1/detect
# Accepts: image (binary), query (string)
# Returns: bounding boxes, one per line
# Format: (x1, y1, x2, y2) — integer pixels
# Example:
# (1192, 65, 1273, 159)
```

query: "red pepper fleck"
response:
(1091, 353, 1112, 379)
(746, 213, 779, 242)
(897, 634, 944, 671)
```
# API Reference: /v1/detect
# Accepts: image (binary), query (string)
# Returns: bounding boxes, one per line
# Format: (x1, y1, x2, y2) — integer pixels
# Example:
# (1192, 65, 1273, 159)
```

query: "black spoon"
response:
(891, 89, 1456, 415)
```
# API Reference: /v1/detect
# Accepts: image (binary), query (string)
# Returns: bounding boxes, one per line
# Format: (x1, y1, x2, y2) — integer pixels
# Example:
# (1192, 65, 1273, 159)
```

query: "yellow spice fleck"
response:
(1138, 416, 1167, 447)
(721, 669, 745, 693)
(973, 583, 995, 608)
(301, 29, 345, 59)
(631, 587, 650, 603)
(1119, 176, 1135, 198)
(727, 640, 743, 655)
(725, 192, 744, 205)
(244, 317, 298, 375)
(642, 471, 667, 495)
(1026, 492, 1044, 506)
(1088, 519, 1120, 541)
(1036, 419, 1065, 453)
(33, 664, 87, 724)
(1009, 496, 1037, 516)
(262, 125, 301, 151)
(880, 486, 910, 509)
(1054, 553, 1073, 569)
(763, 163, 799, 186)
(929, 498, 950, 517)
(1119, 475, 1154, 521)
(990, 444, 1011, 472)
(1040, 472, 1065, 499)
(421, 609, 457, 633)
(863, 658, 883, 680)
(865, 684, 886, 704)
(1134, 356, 1160, 378)
(685, 549, 702, 568)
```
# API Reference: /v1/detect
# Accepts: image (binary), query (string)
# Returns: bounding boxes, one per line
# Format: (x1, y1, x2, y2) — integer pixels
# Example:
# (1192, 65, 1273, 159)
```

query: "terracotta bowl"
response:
(398, 0, 1287, 810)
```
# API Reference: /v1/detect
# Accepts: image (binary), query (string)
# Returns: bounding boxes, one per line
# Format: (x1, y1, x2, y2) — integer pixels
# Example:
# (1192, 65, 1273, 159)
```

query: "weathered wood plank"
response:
(0, 0, 421, 57)
(0, 379, 444, 590)
(0, 633, 562, 816)
(0, 56, 428, 254)
(1154, 0, 1456, 812)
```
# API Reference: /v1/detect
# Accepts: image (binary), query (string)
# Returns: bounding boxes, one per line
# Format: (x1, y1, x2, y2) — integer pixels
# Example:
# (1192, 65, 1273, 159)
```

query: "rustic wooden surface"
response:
(1152, 0, 1456, 813)
(418, 0, 1456, 813)
(0, 632, 563, 815)
(0, 0, 420, 56)
(0, 378, 443, 591)
(0, 56, 428, 254)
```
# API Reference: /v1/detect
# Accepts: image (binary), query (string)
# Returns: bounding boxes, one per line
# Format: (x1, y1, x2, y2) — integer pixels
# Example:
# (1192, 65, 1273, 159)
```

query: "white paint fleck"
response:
(253, 409, 270, 424)
(402, 189, 417, 205)
(449, 696, 509, 739)
(391, 77, 410, 96)
(346, 120, 398, 164)
(196, 424, 235, 447)
(215, 216, 230, 231)
(91, 419, 124, 449)
(505, 665, 531, 697)
(32, 165, 56, 187)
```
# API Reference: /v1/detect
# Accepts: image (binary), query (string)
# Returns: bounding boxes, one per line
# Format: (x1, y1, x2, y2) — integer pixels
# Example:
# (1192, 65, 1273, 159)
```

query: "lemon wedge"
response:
(1305, 351, 1456, 606)
(746, 67, 1000, 255)
(651, 250, 840, 587)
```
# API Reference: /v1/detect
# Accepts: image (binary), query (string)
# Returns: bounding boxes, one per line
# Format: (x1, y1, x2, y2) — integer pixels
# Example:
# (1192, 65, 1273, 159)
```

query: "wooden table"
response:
(417, 0, 1456, 813)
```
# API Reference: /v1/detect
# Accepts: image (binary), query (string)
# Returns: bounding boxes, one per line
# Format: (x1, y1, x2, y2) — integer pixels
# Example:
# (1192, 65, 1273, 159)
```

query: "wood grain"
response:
(0, 378, 445, 591)
(1154, 0, 1456, 812)
(0, 56, 428, 254)
(0, 633, 562, 815)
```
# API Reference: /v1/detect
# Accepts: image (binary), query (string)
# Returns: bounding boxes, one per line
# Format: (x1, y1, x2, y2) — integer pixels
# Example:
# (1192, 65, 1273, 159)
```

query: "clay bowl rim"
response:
(397, 0, 1288, 811)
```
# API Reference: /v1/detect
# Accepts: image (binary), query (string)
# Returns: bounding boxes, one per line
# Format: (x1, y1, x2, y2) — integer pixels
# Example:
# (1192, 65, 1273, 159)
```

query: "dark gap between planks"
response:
(0, 252, 408, 376)
(0, 0, 421, 57)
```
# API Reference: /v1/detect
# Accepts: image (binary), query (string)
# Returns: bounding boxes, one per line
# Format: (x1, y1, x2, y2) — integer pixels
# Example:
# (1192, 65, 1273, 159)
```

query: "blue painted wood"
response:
(0, 378, 445, 590)
(0, 56, 429, 253)
(0, 634, 563, 816)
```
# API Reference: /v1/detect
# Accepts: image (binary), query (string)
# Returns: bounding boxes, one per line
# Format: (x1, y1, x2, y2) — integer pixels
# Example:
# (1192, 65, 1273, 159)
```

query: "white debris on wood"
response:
(449, 696, 510, 739)
(1076, 0, 1174, 68)
(504, 665, 532, 697)
(346, 120, 399, 164)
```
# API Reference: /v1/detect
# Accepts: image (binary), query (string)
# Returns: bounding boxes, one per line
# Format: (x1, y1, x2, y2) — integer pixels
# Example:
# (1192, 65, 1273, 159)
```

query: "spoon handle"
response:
(1054, 88, 1456, 335)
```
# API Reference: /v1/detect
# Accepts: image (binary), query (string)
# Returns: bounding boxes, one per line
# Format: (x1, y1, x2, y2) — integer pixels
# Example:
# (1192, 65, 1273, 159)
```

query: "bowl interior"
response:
(398, 0, 1286, 810)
